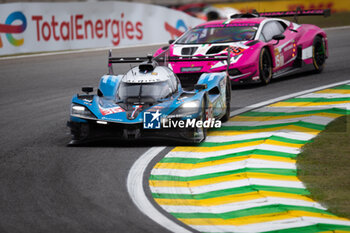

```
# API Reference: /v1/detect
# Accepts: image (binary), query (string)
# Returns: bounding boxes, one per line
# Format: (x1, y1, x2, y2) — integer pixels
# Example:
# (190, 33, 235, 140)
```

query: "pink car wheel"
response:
(259, 47, 273, 85)
(313, 36, 326, 73)
(221, 76, 231, 122)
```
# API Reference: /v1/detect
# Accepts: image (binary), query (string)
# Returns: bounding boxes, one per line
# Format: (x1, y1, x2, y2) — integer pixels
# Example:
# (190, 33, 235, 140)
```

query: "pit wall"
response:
(0, 1, 204, 56)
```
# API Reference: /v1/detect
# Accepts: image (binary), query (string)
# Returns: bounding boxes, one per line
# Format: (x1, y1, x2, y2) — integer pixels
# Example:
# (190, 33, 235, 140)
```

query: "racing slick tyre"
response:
(195, 99, 208, 143)
(259, 47, 273, 85)
(221, 76, 231, 122)
(201, 98, 208, 140)
(67, 122, 90, 145)
(312, 36, 326, 73)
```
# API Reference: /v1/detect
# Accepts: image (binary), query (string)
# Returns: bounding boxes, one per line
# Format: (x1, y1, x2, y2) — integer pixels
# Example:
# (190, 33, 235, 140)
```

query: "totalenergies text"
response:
(31, 13, 143, 46)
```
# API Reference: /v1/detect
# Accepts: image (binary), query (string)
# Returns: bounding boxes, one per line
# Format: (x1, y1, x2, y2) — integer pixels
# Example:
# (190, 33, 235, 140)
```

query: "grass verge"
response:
(298, 115, 350, 218)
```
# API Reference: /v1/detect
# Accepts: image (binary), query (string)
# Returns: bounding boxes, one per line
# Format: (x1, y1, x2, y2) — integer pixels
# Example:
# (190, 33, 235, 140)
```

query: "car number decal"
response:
(99, 106, 125, 115)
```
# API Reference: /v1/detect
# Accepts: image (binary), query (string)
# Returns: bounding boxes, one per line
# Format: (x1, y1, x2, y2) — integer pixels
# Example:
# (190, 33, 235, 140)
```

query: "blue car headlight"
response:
(71, 104, 96, 119)
(170, 100, 201, 118)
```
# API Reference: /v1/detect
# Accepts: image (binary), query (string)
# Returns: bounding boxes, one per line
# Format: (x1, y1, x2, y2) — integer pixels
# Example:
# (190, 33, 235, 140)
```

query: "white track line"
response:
(225, 116, 335, 126)
(300, 93, 350, 98)
(126, 146, 192, 233)
(230, 80, 350, 117)
(206, 131, 315, 142)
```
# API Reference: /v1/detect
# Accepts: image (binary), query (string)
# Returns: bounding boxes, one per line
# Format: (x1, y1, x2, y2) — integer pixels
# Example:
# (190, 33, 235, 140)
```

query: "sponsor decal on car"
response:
(99, 106, 125, 115)
(181, 66, 202, 72)
(225, 45, 246, 55)
(274, 48, 284, 68)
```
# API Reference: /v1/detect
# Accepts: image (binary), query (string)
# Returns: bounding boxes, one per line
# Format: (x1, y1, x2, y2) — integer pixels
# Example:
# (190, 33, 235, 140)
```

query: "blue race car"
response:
(67, 51, 232, 144)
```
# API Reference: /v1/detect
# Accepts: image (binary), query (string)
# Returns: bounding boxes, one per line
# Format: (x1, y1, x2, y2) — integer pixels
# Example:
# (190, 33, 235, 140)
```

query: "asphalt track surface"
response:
(0, 27, 349, 233)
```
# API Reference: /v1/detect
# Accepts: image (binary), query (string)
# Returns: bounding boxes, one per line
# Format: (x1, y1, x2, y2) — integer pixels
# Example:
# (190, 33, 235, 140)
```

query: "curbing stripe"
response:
(172, 139, 303, 152)
(329, 84, 350, 90)
(163, 146, 301, 158)
(282, 97, 350, 102)
(200, 135, 310, 146)
(230, 110, 343, 121)
(206, 132, 316, 142)
(158, 197, 324, 213)
(261, 224, 350, 233)
(149, 173, 301, 188)
(158, 149, 299, 161)
(150, 168, 297, 182)
(300, 93, 350, 98)
(230, 112, 341, 120)
(171, 205, 333, 219)
(195, 222, 350, 233)
(189, 218, 350, 233)
(153, 157, 295, 170)
(157, 154, 296, 165)
(241, 108, 349, 116)
(151, 159, 296, 177)
(152, 186, 310, 199)
(178, 211, 349, 226)
(212, 125, 322, 134)
(269, 101, 350, 107)
(148, 83, 350, 232)
(217, 121, 325, 131)
(153, 191, 312, 204)
(150, 178, 306, 194)
(224, 117, 335, 127)
(151, 168, 296, 180)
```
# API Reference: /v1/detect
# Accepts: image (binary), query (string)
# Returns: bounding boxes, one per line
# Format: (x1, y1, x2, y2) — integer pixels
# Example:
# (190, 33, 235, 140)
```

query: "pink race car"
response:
(154, 9, 330, 86)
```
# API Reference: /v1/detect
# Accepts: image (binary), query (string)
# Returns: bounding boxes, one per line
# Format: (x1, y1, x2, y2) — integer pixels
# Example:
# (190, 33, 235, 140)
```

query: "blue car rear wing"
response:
(107, 48, 233, 75)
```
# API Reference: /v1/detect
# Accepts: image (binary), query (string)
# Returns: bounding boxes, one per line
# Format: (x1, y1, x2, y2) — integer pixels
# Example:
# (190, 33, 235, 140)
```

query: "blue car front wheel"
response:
(221, 76, 231, 122)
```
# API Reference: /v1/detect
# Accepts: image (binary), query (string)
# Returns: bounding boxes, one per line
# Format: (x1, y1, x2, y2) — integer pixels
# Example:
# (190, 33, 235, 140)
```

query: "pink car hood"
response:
(171, 42, 249, 57)
(165, 41, 255, 73)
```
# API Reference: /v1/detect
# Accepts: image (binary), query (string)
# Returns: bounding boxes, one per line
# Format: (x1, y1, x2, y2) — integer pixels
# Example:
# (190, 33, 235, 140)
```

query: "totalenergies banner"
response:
(0, 2, 204, 56)
(214, 0, 350, 14)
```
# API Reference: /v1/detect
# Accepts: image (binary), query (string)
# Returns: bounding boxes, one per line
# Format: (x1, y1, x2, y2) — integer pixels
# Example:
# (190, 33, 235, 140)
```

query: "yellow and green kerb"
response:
(149, 84, 350, 233)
